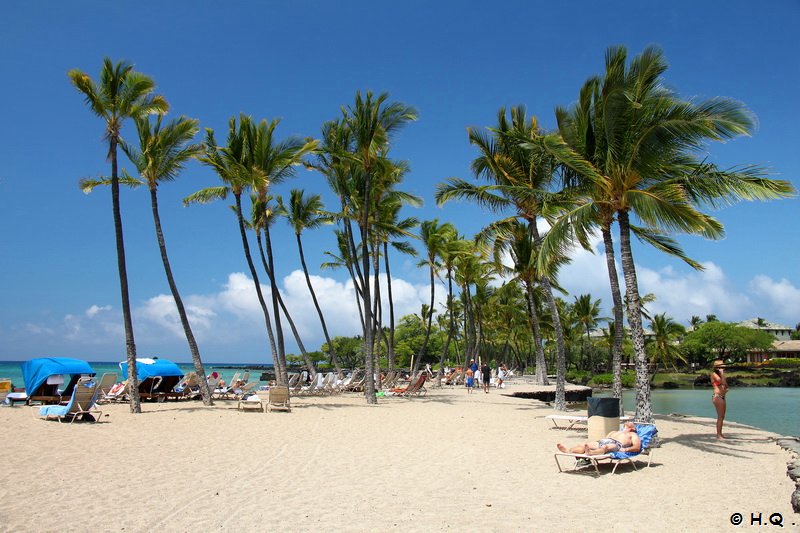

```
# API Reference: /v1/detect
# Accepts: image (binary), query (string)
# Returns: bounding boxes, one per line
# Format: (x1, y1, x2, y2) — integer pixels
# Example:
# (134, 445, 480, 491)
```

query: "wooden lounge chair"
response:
(554, 423, 658, 476)
(266, 385, 291, 413)
(38, 377, 102, 423)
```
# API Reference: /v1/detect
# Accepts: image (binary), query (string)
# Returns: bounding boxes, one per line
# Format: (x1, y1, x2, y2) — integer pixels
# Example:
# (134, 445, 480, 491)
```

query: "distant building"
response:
(748, 340, 800, 364)
(738, 318, 793, 341)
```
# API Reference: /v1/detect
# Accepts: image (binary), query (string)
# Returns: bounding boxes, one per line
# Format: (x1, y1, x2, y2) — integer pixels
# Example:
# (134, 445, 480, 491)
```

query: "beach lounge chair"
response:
(238, 388, 269, 412)
(38, 377, 102, 423)
(266, 385, 291, 413)
(0, 379, 11, 405)
(554, 423, 658, 476)
(94, 372, 119, 404)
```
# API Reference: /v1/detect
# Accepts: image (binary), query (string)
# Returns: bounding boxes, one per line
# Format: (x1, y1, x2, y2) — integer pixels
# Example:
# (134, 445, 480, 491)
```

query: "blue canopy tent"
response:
(120, 358, 184, 400)
(21, 357, 96, 403)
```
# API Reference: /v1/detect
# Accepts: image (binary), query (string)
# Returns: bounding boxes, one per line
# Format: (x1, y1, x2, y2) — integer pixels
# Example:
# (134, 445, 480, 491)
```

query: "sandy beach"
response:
(0, 382, 796, 533)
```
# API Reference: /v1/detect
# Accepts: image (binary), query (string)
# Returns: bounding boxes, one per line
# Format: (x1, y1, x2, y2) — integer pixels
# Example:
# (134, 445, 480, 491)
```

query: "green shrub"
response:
(589, 371, 635, 388)
(762, 357, 800, 369)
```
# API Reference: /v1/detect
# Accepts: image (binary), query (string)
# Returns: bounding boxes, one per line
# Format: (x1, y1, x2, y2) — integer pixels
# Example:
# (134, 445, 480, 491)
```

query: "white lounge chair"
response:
(38, 377, 102, 423)
(554, 423, 658, 476)
(546, 414, 632, 430)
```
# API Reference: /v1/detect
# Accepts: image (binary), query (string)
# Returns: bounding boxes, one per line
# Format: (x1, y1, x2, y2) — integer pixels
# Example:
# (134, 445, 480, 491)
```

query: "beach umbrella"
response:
(119, 358, 183, 380)
(21, 357, 95, 395)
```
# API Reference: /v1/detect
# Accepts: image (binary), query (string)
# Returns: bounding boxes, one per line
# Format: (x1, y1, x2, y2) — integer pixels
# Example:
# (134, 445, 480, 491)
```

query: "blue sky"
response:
(1, 1, 798, 363)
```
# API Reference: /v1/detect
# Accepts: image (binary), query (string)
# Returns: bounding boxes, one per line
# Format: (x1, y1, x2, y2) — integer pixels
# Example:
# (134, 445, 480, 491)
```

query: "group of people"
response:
(464, 360, 508, 394)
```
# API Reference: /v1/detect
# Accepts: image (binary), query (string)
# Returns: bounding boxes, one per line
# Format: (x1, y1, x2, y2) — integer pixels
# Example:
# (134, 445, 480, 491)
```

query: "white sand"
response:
(0, 383, 796, 532)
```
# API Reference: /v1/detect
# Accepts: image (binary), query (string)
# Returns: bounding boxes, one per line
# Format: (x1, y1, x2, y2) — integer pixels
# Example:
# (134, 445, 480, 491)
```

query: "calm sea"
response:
(2, 361, 796, 435)
(595, 388, 799, 437)
(0, 360, 273, 389)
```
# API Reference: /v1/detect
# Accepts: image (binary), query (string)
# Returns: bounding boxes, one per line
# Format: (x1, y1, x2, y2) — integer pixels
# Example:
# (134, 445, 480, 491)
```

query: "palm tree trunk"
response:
(264, 226, 288, 385)
(412, 263, 436, 374)
(371, 243, 382, 382)
(602, 225, 625, 410)
(110, 138, 140, 413)
(296, 234, 341, 375)
(617, 211, 652, 423)
(359, 194, 376, 404)
(531, 221, 566, 409)
(383, 242, 397, 371)
(150, 188, 212, 405)
(525, 282, 549, 385)
(257, 232, 316, 379)
(233, 193, 283, 384)
(436, 270, 455, 385)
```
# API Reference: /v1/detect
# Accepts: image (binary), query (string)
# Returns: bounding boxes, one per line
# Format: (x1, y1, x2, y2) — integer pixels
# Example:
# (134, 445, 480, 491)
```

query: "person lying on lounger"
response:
(556, 422, 641, 455)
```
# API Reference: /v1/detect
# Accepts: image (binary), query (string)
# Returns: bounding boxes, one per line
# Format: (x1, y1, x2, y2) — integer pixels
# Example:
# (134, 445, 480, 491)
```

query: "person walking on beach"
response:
(710, 359, 729, 439)
(465, 367, 474, 393)
(480, 361, 491, 393)
(496, 363, 507, 389)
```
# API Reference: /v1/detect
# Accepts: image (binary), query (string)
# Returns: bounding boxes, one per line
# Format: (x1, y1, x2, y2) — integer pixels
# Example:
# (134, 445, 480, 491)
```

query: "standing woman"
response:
(710, 359, 729, 439)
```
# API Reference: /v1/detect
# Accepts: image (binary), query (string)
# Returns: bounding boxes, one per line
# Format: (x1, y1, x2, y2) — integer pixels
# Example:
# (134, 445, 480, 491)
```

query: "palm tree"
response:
(437, 106, 571, 407)
(647, 313, 687, 375)
(411, 220, 456, 374)
(185, 116, 282, 382)
(279, 189, 342, 375)
(373, 194, 420, 371)
(572, 294, 603, 371)
(116, 115, 213, 405)
(248, 119, 318, 384)
(342, 91, 417, 404)
(251, 195, 318, 379)
(534, 45, 795, 422)
(68, 58, 168, 413)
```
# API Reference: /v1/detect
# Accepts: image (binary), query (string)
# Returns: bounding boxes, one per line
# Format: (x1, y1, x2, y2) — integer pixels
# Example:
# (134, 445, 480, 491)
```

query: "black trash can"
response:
(587, 397, 620, 441)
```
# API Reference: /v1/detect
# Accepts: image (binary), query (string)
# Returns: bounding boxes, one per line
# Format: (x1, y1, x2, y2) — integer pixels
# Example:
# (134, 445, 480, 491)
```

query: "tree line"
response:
(70, 46, 795, 420)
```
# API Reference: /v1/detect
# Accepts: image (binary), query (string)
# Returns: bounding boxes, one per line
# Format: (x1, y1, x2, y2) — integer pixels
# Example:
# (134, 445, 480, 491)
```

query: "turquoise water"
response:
(595, 388, 799, 437)
(0, 360, 273, 390)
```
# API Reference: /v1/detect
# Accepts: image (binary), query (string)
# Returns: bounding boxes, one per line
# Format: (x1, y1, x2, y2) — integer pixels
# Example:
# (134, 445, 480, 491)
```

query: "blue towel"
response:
(39, 404, 70, 417)
(608, 424, 658, 459)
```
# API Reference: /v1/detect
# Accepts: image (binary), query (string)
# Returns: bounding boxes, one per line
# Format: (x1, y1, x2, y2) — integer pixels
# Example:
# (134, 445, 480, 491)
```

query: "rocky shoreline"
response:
(776, 437, 800, 513)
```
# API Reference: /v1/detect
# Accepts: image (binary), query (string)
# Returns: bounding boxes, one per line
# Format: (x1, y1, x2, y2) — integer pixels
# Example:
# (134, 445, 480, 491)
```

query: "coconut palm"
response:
(647, 313, 687, 375)
(279, 189, 342, 375)
(185, 116, 282, 382)
(342, 91, 417, 404)
(373, 195, 420, 371)
(572, 294, 604, 371)
(248, 118, 318, 384)
(437, 106, 571, 408)
(533, 45, 795, 422)
(68, 58, 168, 413)
(411, 220, 456, 374)
(251, 195, 318, 379)
(114, 115, 212, 405)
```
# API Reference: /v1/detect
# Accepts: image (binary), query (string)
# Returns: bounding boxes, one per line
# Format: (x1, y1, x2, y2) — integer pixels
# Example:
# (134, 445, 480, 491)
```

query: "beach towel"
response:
(608, 424, 658, 460)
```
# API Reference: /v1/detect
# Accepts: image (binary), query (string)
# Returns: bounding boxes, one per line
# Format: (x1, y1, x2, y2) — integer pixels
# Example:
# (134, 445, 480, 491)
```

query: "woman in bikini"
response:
(710, 359, 729, 439)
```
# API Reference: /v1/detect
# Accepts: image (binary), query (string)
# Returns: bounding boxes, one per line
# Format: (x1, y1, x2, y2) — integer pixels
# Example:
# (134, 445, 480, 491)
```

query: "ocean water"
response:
(595, 388, 799, 437)
(0, 360, 273, 390)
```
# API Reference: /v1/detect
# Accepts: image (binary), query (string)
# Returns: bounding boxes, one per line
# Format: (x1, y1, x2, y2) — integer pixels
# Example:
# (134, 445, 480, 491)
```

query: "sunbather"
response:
(556, 422, 641, 455)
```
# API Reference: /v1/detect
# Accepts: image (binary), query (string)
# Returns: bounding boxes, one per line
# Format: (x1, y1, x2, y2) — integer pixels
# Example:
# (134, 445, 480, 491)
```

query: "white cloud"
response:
(748, 276, 800, 324)
(86, 304, 111, 317)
